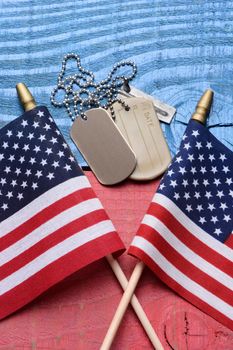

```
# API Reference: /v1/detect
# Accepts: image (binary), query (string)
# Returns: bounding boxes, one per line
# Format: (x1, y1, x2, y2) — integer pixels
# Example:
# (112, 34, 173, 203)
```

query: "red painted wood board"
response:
(0, 172, 232, 350)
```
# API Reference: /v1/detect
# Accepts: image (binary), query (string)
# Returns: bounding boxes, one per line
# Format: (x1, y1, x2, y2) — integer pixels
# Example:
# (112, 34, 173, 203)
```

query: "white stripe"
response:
(0, 176, 90, 238)
(153, 193, 233, 261)
(143, 214, 233, 290)
(0, 220, 115, 295)
(0, 198, 102, 266)
(131, 236, 233, 320)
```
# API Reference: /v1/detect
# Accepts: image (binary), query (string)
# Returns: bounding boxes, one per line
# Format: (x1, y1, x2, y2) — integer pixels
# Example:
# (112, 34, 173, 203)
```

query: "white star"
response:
(200, 166, 206, 174)
(226, 178, 233, 185)
(11, 179, 17, 187)
(27, 132, 34, 140)
(193, 179, 199, 187)
(25, 169, 31, 176)
(32, 182, 38, 190)
(229, 189, 233, 198)
(44, 124, 51, 131)
(199, 217, 206, 224)
(23, 144, 30, 151)
(209, 154, 215, 162)
(182, 179, 189, 187)
(184, 192, 190, 200)
(2, 141, 8, 149)
(35, 170, 43, 178)
(214, 228, 222, 236)
(37, 110, 44, 117)
(219, 154, 226, 161)
(57, 150, 64, 158)
(198, 154, 204, 162)
(0, 154, 4, 160)
(8, 154, 15, 162)
(1, 203, 8, 210)
(223, 215, 231, 222)
(203, 179, 209, 186)
(15, 168, 21, 176)
(21, 120, 28, 127)
(4, 166, 11, 174)
(17, 131, 23, 139)
(190, 167, 197, 174)
(186, 204, 193, 212)
(45, 148, 52, 155)
(47, 172, 54, 180)
(195, 141, 202, 149)
(52, 161, 59, 168)
(39, 134, 46, 142)
(197, 205, 204, 212)
(174, 192, 180, 200)
(6, 191, 13, 199)
(50, 137, 58, 144)
(192, 130, 199, 137)
(6, 130, 12, 137)
(184, 142, 191, 150)
(217, 190, 224, 198)
(182, 134, 187, 140)
(33, 145, 41, 153)
(213, 178, 221, 186)
(17, 193, 23, 200)
(64, 164, 71, 171)
(206, 141, 212, 149)
(55, 129, 61, 135)
(187, 154, 194, 162)
(208, 203, 215, 211)
(223, 166, 230, 174)
(33, 121, 39, 129)
(167, 169, 174, 177)
(0, 178, 6, 186)
(211, 166, 217, 174)
(205, 191, 212, 199)
(29, 157, 36, 165)
(40, 159, 47, 166)
(175, 156, 183, 163)
(13, 143, 19, 150)
(62, 142, 68, 149)
(179, 166, 186, 175)
(220, 202, 228, 211)
(211, 216, 218, 224)
(194, 191, 200, 199)
(21, 181, 28, 189)
(170, 180, 177, 188)
(159, 183, 165, 190)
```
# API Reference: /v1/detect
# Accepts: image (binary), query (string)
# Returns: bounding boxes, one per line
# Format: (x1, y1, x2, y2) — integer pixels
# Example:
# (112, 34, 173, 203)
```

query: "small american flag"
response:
(0, 106, 124, 319)
(129, 119, 233, 330)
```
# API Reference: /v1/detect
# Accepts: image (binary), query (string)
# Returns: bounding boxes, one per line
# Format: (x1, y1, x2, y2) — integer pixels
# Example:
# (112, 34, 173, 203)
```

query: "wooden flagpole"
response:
(106, 256, 163, 349)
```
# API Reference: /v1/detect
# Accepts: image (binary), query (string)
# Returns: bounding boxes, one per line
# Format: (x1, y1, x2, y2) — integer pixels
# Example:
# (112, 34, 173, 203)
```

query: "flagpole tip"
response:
(16, 82, 36, 112)
(191, 89, 213, 125)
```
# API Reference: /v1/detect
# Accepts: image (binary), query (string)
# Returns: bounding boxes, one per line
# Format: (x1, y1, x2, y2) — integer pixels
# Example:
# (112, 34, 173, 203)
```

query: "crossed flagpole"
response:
(101, 89, 213, 349)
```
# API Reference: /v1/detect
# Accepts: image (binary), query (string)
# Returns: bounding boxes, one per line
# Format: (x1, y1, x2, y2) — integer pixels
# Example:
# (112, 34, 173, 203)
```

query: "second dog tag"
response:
(111, 97, 171, 181)
(70, 108, 136, 185)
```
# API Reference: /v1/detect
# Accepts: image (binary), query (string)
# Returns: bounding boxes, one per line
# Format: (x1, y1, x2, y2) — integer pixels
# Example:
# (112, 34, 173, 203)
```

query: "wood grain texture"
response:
(0, 172, 232, 350)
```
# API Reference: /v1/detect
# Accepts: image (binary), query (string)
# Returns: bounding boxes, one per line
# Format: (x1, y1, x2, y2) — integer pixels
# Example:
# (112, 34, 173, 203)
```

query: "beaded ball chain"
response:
(50, 53, 137, 120)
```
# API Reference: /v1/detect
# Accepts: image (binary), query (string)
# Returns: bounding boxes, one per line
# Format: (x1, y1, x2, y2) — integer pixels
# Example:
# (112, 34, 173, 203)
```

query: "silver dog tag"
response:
(70, 108, 136, 185)
(118, 85, 176, 124)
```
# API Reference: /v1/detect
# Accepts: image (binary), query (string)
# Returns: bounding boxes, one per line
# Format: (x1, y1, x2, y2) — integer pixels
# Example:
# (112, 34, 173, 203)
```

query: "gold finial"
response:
(191, 89, 213, 125)
(16, 82, 36, 112)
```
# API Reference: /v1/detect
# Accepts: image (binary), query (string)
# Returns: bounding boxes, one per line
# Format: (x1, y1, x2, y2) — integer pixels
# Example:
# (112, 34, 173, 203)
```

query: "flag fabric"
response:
(129, 119, 233, 330)
(0, 106, 124, 320)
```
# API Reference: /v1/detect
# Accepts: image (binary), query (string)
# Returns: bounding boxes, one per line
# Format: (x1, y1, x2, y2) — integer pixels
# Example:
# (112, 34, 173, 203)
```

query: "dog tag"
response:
(111, 97, 171, 181)
(70, 108, 136, 185)
(118, 85, 176, 124)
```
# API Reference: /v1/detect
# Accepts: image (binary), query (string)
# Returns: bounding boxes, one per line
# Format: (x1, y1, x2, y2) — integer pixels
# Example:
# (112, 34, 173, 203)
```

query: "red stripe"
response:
(136, 224, 233, 306)
(0, 187, 95, 251)
(147, 202, 233, 276)
(0, 232, 124, 321)
(225, 234, 233, 249)
(0, 209, 108, 279)
(129, 246, 233, 331)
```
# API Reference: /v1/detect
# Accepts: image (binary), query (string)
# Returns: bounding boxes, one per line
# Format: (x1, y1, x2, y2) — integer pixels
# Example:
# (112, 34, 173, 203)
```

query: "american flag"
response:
(0, 106, 124, 320)
(129, 119, 233, 330)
